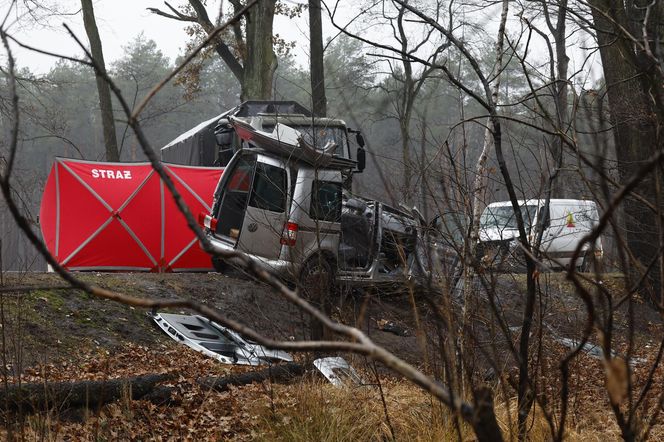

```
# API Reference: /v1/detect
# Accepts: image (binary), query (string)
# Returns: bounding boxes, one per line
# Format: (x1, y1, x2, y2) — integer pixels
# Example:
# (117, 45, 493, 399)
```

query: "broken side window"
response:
(310, 181, 342, 222)
(249, 163, 287, 213)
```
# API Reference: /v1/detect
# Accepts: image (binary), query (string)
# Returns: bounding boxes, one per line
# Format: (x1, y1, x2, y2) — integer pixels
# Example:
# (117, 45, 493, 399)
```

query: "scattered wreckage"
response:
(313, 357, 363, 387)
(151, 312, 292, 366)
(152, 312, 363, 387)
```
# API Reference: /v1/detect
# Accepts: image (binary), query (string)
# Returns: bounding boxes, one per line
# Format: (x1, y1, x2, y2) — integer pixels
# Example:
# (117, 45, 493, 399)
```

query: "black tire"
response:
(299, 255, 335, 300)
(211, 256, 228, 273)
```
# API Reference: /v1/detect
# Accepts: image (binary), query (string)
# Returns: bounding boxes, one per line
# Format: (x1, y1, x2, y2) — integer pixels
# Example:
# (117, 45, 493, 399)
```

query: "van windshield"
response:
(480, 204, 538, 230)
(263, 124, 348, 157)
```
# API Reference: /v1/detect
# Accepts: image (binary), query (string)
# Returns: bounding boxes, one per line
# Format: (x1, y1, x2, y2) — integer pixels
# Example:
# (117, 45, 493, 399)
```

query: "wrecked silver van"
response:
(199, 118, 452, 292)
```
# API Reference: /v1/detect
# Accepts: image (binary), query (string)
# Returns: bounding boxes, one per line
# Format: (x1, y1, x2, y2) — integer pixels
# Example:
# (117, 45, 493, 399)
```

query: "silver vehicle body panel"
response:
(283, 166, 341, 277)
(313, 357, 363, 387)
(207, 151, 342, 279)
(236, 155, 290, 261)
(152, 312, 293, 366)
(205, 148, 454, 288)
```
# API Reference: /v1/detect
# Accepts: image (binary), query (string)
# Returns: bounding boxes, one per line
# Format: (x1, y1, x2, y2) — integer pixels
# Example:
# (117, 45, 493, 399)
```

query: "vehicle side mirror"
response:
(357, 147, 366, 172)
(215, 131, 232, 146)
(356, 132, 365, 147)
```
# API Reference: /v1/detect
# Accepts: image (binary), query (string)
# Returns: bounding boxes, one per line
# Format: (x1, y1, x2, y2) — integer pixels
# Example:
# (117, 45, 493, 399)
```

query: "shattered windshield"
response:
(264, 124, 348, 157)
(480, 204, 538, 230)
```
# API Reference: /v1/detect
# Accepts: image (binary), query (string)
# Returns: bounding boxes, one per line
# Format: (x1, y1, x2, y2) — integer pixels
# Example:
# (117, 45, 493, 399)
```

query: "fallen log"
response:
(198, 363, 305, 392)
(141, 385, 179, 406)
(0, 373, 172, 412)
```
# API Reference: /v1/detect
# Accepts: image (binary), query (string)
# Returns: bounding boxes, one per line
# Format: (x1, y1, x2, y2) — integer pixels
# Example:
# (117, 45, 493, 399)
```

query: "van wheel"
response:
(579, 254, 591, 273)
(211, 256, 228, 273)
(300, 256, 335, 299)
(299, 256, 335, 340)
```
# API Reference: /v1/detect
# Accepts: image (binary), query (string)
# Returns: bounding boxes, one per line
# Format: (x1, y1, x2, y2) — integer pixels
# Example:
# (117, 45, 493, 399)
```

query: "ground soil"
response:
(0, 271, 426, 371)
(1, 269, 660, 379)
(0, 270, 662, 439)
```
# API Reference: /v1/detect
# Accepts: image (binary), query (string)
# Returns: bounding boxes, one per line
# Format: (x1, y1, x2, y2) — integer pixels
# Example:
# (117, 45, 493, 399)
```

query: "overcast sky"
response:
(2, 0, 314, 74)
(1, 0, 601, 88)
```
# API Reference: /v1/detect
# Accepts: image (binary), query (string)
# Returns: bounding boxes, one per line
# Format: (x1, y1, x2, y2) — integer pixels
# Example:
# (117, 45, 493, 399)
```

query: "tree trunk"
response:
(550, 0, 569, 198)
(81, 0, 119, 162)
(309, 0, 327, 117)
(242, 0, 277, 100)
(401, 116, 413, 203)
(187, 0, 245, 84)
(471, 387, 504, 442)
(0, 374, 171, 412)
(590, 0, 664, 301)
(198, 363, 305, 391)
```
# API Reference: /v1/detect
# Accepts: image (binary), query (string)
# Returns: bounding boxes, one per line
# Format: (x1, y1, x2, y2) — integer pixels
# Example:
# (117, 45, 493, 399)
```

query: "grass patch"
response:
(249, 378, 624, 441)
(250, 379, 470, 441)
(30, 289, 66, 310)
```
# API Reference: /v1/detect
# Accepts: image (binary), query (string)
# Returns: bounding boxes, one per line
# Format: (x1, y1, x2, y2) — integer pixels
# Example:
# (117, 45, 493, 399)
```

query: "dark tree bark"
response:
(81, 0, 119, 162)
(186, 0, 245, 83)
(198, 362, 305, 391)
(150, 0, 277, 101)
(470, 387, 504, 442)
(0, 374, 171, 412)
(589, 0, 664, 302)
(545, 0, 569, 198)
(241, 0, 277, 100)
(309, 0, 327, 116)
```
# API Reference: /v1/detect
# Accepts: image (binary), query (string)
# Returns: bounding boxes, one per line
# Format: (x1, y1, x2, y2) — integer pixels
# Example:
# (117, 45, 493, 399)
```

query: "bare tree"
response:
(149, 0, 277, 100)
(80, 0, 119, 161)
(0, 6, 511, 441)
(3, 0, 664, 440)
(588, 0, 664, 306)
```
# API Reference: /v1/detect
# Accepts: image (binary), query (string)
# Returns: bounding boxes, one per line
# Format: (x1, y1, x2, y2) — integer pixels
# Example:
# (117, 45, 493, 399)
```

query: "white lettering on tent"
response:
(91, 169, 133, 179)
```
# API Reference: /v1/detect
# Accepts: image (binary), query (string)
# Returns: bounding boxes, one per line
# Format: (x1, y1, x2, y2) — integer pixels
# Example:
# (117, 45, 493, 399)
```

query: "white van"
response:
(478, 199, 603, 271)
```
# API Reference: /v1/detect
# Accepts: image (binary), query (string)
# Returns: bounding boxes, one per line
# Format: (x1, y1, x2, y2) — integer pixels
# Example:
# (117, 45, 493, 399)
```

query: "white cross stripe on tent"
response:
(167, 165, 214, 212)
(161, 166, 213, 269)
(58, 160, 158, 268)
(41, 158, 222, 272)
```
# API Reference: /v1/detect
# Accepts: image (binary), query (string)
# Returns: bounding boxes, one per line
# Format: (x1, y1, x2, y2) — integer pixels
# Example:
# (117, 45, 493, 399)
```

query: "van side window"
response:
(311, 181, 342, 222)
(214, 155, 256, 236)
(226, 160, 254, 192)
(249, 163, 287, 213)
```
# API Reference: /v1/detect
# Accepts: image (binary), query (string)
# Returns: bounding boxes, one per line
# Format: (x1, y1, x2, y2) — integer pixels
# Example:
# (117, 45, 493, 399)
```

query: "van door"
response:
(292, 169, 343, 266)
(543, 202, 584, 267)
(213, 154, 257, 243)
(236, 158, 289, 260)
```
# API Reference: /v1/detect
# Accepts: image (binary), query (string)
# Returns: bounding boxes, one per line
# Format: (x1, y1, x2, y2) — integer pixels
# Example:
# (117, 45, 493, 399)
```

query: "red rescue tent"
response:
(39, 158, 223, 272)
